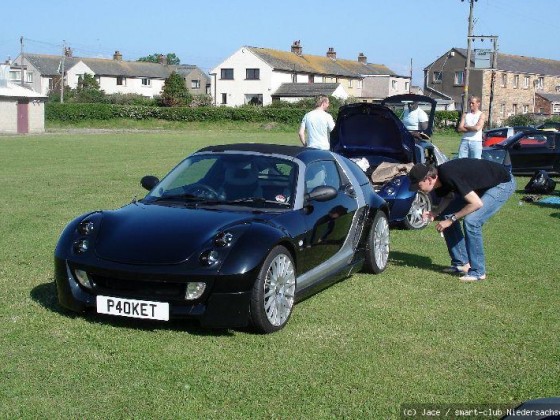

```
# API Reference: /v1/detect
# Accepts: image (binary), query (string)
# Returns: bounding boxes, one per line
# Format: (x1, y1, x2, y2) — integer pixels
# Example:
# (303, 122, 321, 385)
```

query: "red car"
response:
(482, 126, 532, 147)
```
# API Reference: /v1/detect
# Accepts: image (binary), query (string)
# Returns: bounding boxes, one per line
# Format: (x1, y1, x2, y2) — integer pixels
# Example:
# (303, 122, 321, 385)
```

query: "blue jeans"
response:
(458, 139, 483, 159)
(439, 176, 516, 277)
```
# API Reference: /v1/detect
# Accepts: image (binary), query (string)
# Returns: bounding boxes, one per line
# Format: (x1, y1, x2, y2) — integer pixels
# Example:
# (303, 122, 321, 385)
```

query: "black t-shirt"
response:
(435, 158, 511, 198)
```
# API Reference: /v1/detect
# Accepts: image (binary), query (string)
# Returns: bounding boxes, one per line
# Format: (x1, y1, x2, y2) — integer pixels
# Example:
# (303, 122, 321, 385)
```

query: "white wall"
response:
(0, 100, 17, 133)
(211, 48, 273, 106)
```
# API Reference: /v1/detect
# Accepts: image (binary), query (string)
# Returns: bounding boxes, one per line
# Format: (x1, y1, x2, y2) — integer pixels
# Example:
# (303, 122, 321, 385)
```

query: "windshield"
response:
(144, 153, 297, 209)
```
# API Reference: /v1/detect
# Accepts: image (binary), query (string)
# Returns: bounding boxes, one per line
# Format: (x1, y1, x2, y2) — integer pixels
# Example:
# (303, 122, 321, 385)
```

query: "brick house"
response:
(424, 48, 560, 126)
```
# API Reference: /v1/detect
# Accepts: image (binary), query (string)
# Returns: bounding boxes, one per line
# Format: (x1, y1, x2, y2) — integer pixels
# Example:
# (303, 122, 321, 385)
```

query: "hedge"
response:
(46, 103, 461, 129)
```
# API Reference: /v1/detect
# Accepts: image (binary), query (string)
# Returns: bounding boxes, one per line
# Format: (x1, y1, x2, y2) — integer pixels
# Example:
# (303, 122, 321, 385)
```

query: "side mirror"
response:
(141, 175, 159, 191)
(305, 186, 338, 203)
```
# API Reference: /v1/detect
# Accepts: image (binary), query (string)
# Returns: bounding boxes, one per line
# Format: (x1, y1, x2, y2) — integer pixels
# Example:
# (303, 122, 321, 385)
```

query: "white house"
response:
(0, 65, 47, 134)
(210, 41, 409, 106)
(11, 51, 210, 99)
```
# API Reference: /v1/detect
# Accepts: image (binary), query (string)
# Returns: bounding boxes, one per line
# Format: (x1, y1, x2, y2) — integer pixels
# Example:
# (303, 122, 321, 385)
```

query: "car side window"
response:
(305, 161, 341, 193)
(518, 134, 549, 148)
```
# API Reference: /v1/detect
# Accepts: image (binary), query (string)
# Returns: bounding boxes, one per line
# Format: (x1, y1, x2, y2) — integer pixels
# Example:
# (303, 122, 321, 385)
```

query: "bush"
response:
(503, 114, 538, 127)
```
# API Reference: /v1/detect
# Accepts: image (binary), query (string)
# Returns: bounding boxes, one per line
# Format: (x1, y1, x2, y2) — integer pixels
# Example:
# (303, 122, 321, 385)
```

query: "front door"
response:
(17, 100, 29, 134)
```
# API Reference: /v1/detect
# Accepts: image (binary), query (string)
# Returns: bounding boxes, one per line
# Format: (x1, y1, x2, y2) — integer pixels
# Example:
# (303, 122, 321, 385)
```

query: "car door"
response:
(509, 132, 556, 172)
(298, 160, 358, 274)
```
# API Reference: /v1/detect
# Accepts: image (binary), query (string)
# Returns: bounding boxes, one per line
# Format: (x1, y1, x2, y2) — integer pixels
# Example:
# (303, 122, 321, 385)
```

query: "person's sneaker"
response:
(459, 273, 486, 282)
(442, 264, 470, 274)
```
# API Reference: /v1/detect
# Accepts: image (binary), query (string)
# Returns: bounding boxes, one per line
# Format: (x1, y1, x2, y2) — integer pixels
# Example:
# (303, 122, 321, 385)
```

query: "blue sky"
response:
(1, 0, 559, 86)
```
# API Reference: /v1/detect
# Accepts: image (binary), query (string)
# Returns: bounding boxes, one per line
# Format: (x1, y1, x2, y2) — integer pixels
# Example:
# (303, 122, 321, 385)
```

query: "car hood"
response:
(93, 203, 260, 265)
(330, 102, 415, 162)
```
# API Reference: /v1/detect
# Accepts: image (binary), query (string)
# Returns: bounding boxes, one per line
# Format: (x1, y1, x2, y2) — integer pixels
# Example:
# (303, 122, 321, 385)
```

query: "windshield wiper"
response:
(222, 197, 290, 207)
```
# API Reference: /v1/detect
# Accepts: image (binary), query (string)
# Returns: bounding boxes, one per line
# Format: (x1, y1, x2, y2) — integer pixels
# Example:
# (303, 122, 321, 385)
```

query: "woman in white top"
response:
(457, 96, 486, 159)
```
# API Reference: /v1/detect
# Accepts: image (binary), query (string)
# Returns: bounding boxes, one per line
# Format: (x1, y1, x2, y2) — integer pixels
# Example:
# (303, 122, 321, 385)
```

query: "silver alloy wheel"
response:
(263, 253, 296, 327)
(373, 214, 390, 270)
(405, 192, 431, 230)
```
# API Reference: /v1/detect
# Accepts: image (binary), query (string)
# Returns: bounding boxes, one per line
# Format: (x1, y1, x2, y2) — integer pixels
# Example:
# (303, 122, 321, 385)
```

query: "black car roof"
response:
(197, 143, 333, 162)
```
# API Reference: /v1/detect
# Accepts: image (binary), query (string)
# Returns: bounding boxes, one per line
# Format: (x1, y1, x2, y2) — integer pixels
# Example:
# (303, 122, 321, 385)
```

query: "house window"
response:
(48, 78, 55, 90)
(191, 79, 200, 89)
(9, 70, 20, 81)
(358, 80, 363, 89)
(537, 76, 544, 90)
(245, 94, 263, 105)
(513, 75, 519, 88)
(523, 76, 530, 88)
(512, 104, 518, 114)
(454, 71, 464, 85)
(308, 74, 314, 83)
(221, 93, 227, 105)
(349, 79, 353, 88)
(433, 71, 442, 83)
(391, 80, 397, 90)
(501, 73, 507, 87)
(142, 78, 151, 86)
(523, 105, 529, 114)
(221, 68, 234, 80)
(553, 104, 560, 114)
(405, 82, 409, 91)
(117, 76, 125, 86)
(291, 73, 297, 83)
(246, 68, 260, 80)
(25, 72, 33, 83)
(500, 103, 505, 117)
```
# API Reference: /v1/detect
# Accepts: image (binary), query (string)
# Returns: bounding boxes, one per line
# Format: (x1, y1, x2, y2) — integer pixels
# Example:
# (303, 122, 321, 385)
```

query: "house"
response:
(535, 93, 560, 115)
(210, 41, 409, 107)
(424, 48, 560, 126)
(0, 65, 47, 134)
(10, 50, 210, 98)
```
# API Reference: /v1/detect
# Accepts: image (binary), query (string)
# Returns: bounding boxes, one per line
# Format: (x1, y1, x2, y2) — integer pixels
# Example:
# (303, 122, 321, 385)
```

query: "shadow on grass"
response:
(30, 281, 237, 337)
(389, 250, 448, 273)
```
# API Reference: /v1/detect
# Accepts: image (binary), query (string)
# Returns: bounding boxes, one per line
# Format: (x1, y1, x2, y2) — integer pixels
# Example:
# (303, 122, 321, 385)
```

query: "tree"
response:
(160, 71, 191, 107)
(137, 53, 180, 65)
(73, 73, 105, 103)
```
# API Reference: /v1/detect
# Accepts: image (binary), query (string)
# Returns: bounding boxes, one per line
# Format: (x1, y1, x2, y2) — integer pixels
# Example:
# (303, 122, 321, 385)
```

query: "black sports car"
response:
(482, 128, 560, 175)
(331, 94, 447, 230)
(55, 144, 390, 333)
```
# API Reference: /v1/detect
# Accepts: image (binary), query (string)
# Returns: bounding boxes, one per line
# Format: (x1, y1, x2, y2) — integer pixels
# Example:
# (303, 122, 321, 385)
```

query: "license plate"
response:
(96, 296, 169, 321)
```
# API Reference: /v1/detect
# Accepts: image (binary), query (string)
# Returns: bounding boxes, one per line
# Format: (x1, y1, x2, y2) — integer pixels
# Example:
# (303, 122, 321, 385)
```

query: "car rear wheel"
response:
(250, 245, 296, 334)
(364, 211, 390, 274)
(403, 191, 431, 230)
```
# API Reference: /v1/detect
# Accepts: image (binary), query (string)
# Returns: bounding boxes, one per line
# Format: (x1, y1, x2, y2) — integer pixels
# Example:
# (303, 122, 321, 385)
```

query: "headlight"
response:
(199, 250, 220, 266)
(384, 186, 396, 196)
(185, 282, 206, 300)
(214, 231, 233, 247)
(73, 239, 90, 254)
(77, 220, 95, 235)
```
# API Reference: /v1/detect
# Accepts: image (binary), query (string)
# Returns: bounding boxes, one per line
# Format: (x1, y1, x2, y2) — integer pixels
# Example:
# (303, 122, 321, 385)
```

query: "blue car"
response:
(55, 144, 390, 333)
(331, 94, 447, 230)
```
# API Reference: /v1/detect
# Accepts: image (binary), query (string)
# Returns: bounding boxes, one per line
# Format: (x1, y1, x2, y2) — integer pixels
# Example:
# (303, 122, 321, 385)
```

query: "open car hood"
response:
(330, 94, 436, 162)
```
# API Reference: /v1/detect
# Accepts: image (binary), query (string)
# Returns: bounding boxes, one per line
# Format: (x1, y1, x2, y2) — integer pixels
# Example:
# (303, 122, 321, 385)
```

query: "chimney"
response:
(326, 47, 336, 60)
(158, 54, 167, 65)
(358, 53, 367, 64)
(291, 40, 303, 56)
(113, 51, 122, 61)
(64, 47, 73, 58)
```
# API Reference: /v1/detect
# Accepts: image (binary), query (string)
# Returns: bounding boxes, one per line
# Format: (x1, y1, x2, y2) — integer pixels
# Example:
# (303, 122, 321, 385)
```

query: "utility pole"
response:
(409, 58, 413, 93)
(20, 36, 24, 87)
(462, 0, 476, 113)
(60, 41, 66, 103)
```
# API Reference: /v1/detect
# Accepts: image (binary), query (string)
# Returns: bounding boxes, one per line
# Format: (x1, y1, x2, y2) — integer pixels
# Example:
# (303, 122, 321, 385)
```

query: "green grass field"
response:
(1, 125, 559, 418)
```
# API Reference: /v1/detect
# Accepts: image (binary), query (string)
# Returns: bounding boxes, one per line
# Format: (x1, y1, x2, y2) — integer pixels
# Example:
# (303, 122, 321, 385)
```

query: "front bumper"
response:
(54, 257, 253, 328)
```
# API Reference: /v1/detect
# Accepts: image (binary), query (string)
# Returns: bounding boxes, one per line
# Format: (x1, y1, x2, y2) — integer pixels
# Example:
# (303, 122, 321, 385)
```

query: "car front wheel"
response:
(250, 246, 296, 333)
(403, 191, 431, 230)
(364, 211, 390, 274)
